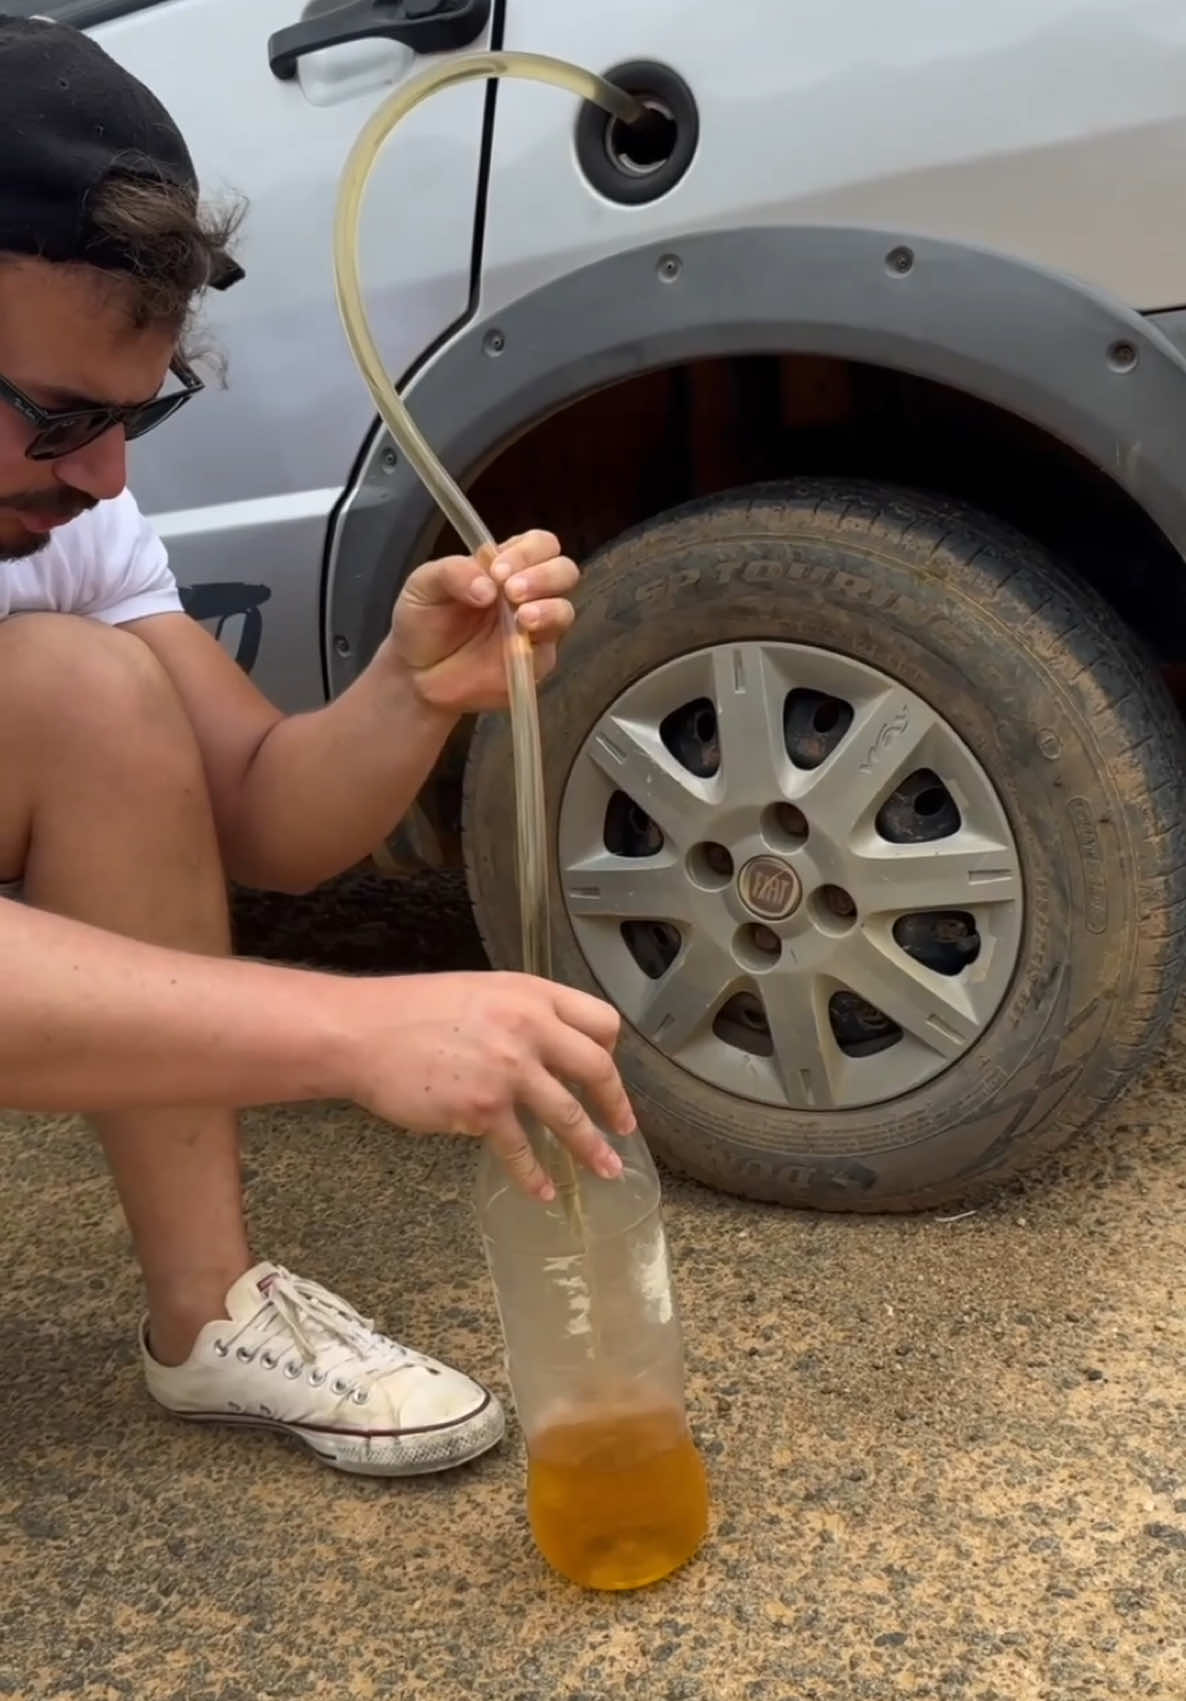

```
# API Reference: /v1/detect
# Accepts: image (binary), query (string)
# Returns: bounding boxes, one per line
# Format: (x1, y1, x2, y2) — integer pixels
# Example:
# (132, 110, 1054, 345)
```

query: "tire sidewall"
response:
(465, 491, 1148, 1208)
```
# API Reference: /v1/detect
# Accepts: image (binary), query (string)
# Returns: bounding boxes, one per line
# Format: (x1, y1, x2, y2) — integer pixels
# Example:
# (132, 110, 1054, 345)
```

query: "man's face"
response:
(0, 258, 174, 560)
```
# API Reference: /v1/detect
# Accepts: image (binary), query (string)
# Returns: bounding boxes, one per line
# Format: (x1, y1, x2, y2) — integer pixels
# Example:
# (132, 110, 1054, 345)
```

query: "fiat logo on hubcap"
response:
(737, 855, 802, 921)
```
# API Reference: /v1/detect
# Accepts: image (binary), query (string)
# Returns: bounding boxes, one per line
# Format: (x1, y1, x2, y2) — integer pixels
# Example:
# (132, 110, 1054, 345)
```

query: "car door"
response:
(14, 0, 492, 710)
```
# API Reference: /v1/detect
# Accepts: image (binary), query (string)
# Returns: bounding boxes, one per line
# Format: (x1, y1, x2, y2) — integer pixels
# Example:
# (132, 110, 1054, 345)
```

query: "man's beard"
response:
(0, 488, 97, 561)
(0, 531, 49, 562)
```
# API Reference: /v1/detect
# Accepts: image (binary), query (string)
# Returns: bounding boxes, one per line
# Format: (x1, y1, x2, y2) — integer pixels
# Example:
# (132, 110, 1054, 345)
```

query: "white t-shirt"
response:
(0, 489, 181, 626)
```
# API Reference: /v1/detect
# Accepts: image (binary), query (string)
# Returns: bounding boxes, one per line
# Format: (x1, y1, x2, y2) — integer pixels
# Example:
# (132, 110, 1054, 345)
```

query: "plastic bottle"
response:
(477, 1120, 708, 1590)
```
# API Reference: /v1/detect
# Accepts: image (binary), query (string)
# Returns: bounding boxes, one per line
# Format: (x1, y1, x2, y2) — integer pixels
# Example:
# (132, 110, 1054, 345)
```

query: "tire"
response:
(462, 480, 1186, 1211)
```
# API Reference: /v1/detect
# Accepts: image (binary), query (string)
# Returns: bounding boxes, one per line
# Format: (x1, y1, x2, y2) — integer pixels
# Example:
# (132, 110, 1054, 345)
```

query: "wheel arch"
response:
(325, 222, 1186, 698)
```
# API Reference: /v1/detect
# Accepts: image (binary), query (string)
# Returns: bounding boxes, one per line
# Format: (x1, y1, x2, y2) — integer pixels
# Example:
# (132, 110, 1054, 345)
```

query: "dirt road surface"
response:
(1, 872, 1183, 1700)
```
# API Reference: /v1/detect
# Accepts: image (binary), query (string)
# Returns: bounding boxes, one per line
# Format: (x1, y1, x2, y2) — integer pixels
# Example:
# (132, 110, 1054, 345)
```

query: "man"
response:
(0, 14, 635, 1477)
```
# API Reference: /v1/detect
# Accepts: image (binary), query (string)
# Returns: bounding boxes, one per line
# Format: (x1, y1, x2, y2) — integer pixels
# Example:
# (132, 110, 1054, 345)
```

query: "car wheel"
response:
(462, 479, 1186, 1211)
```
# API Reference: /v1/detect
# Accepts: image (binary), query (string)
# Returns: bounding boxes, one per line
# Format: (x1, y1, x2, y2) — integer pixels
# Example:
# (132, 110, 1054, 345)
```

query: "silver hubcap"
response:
(558, 641, 1024, 1111)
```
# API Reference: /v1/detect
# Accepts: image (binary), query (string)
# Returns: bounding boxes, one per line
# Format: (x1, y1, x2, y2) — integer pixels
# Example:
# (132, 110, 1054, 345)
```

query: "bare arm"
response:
(0, 895, 359, 1110)
(124, 613, 455, 892)
(0, 900, 635, 1197)
(125, 530, 576, 894)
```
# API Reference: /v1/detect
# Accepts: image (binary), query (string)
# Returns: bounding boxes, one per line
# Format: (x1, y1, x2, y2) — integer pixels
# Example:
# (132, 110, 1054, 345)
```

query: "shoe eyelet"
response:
(213, 1340, 229, 1358)
(261, 1352, 277, 1370)
(235, 1347, 255, 1364)
(283, 1361, 301, 1379)
(227, 1400, 242, 1413)
(330, 1377, 350, 1397)
(351, 1388, 369, 1406)
(309, 1369, 327, 1387)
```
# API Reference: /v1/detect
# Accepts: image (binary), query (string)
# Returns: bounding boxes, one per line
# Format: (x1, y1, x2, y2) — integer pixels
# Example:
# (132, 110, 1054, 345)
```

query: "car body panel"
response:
(483, 0, 1186, 313)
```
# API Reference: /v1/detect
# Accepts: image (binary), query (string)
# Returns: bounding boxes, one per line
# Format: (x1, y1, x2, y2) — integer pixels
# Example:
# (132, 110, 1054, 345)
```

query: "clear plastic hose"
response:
(333, 53, 643, 1194)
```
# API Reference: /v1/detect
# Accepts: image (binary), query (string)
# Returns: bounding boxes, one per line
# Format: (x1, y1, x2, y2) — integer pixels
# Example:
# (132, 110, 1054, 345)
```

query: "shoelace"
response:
(217, 1268, 420, 1401)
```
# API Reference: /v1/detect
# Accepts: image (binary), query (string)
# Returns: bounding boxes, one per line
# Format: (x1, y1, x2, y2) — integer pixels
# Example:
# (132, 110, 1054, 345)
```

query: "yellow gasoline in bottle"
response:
(477, 1125, 709, 1590)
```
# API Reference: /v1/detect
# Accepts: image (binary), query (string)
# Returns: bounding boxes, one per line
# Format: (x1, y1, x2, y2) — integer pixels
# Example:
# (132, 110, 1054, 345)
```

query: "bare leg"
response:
(0, 614, 507, 1479)
(0, 615, 250, 1363)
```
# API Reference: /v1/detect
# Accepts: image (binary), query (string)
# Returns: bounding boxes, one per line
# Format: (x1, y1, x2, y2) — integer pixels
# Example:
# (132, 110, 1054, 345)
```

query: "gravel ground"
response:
(231, 865, 488, 975)
(1, 870, 1184, 1700)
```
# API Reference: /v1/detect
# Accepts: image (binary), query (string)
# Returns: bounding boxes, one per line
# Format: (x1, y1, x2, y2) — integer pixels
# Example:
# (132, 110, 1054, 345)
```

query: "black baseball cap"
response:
(0, 12, 243, 289)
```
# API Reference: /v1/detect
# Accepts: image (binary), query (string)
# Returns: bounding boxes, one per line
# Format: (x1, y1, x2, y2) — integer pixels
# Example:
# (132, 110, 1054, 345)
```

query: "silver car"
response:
(27, 0, 1186, 1211)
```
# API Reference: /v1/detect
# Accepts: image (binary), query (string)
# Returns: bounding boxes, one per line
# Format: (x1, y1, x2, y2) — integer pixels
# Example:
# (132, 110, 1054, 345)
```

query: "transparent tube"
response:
(333, 53, 641, 1205)
(333, 52, 708, 1590)
(333, 52, 639, 996)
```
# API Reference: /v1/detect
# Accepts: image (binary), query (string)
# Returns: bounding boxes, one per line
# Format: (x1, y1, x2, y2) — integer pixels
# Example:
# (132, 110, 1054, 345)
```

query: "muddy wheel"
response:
(463, 480, 1186, 1210)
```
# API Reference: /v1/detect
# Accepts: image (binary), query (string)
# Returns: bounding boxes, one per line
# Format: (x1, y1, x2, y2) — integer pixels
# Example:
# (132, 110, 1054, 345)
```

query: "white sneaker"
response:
(141, 1262, 505, 1477)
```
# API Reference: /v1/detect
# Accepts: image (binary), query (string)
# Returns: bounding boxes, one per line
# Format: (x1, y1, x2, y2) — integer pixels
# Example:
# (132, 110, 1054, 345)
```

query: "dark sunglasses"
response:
(1, 357, 204, 462)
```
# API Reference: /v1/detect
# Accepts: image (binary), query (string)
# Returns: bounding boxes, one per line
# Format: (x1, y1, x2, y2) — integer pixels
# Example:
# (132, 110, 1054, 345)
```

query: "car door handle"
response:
(268, 0, 490, 81)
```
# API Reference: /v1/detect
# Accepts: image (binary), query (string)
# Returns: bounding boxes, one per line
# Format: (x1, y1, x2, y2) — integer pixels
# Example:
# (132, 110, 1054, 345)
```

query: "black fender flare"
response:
(325, 223, 1186, 692)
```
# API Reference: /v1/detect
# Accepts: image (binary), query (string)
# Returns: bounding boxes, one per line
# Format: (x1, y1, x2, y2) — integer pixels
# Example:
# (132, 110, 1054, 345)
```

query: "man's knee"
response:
(0, 614, 196, 766)
(0, 615, 229, 945)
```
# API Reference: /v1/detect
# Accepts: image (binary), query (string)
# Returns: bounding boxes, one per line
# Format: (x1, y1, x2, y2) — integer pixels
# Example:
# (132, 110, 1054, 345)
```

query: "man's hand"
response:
(341, 970, 637, 1200)
(389, 530, 578, 714)
(0, 897, 636, 1203)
